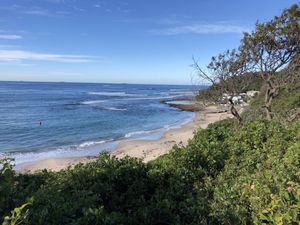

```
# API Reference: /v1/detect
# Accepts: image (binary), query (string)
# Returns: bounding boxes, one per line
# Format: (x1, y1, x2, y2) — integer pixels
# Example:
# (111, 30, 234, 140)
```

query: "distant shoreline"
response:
(0, 80, 206, 87)
(17, 105, 232, 173)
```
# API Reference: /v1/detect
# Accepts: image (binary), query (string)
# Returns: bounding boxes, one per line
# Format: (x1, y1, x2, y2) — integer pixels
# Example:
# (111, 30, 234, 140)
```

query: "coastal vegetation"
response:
(1, 110, 299, 225)
(194, 3, 299, 123)
(1, 3, 299, 225)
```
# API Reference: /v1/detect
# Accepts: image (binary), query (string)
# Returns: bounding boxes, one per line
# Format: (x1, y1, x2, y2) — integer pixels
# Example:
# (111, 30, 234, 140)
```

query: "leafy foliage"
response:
(210, 119, 300, 225)
(195, 3, 300, 121)
(244, 82, 300, 121)
(2, 203, 31, 225)
(1, 117, 299, 225)
(0, 119, 234, 225)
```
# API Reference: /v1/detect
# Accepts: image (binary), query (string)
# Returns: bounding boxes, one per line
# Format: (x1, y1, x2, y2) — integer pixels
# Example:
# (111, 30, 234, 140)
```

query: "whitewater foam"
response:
(122, 95, 184, 101)
(82, 95, 183, 105)
(79, 140, 110, 148)
(124, 130, 154, 138)
(92, 106, 127, 111)
(124, 114, 194, 140)
(88, 92, 145, 97)
(103, 107, 127, 111)
(8, 139, 118, 167)
(82, 100, 107, 105)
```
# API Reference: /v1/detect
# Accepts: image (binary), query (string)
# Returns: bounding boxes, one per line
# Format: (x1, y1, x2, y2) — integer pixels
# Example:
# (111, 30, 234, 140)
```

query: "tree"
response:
(193, 49, 250, 124)
(286, 53, 300, 85)
(241, 4, 300, 120)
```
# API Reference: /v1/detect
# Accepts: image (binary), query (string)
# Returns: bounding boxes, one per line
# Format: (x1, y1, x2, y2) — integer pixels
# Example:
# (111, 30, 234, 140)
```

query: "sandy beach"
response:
(18, 105, 232, 173)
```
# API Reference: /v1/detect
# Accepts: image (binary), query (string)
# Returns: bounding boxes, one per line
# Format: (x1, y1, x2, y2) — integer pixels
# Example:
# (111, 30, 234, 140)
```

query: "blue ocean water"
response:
(0, 81, 200, 165)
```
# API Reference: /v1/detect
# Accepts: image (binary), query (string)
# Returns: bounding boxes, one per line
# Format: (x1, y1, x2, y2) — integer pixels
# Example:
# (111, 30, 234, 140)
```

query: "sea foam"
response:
(88, 92, 145, 97)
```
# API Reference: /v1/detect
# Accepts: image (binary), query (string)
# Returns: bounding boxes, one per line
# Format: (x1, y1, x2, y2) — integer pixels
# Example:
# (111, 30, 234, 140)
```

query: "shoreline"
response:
(17, 105, 232, 173)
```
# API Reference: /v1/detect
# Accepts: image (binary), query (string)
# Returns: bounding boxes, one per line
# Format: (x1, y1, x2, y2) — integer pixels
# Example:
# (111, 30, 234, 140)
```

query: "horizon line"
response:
(0, 79, 210, 86)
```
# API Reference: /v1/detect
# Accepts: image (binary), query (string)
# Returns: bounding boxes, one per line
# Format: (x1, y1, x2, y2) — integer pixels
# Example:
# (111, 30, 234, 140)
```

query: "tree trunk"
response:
(228, 99, 243, 124)
(265, 92, 273, 120)
(264, 79, 276, 120)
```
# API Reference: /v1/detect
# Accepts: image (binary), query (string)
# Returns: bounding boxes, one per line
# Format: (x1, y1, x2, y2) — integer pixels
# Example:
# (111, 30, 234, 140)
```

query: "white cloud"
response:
(24, 8, 70, 17)
(0, 4, 70, 17)
(24, 9, 50, 16)
(0, 50, 94, 63)
(0, 34, 23, 40)
(151, 22, 250, 35)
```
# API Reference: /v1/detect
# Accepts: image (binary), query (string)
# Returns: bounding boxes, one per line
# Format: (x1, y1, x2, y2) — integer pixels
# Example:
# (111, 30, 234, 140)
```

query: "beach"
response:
(18, 105, 232, 172)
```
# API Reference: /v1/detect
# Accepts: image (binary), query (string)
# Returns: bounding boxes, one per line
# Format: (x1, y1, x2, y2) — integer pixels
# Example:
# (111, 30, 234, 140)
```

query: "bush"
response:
(210, 119, 300, 225)
(1, 119, 299, 225)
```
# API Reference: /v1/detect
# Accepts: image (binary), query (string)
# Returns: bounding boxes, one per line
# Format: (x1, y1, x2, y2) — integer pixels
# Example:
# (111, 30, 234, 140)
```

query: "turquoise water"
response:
(0, 81, 201, 165)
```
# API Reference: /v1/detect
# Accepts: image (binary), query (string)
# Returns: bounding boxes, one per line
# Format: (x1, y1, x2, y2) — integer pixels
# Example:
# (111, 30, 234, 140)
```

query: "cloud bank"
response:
(151, 22, 250, 35)
(0, 50, 93, 63)
(0, 34, 23, 40)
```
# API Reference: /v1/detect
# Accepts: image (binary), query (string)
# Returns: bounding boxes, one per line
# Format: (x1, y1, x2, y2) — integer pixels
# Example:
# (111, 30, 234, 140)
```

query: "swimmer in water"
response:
(39, 121, 42, 126)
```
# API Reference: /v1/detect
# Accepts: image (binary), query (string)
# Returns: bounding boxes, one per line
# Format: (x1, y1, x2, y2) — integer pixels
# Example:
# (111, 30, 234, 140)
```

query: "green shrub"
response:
(0, 158, 16, 218)
(1, 119, 299, 225)
(2, 203, 31, 225)
(210, 119, 300, 225)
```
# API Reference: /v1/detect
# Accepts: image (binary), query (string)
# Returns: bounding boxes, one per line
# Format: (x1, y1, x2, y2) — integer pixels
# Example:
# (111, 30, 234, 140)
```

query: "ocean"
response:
(0, 81, 201, 166)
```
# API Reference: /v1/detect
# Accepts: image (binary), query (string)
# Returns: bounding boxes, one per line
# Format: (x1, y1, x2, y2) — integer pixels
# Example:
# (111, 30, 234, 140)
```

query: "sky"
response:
(0, 0, 297, 84)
